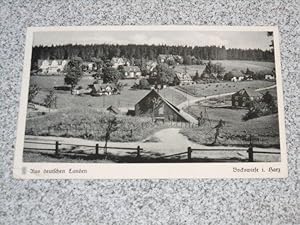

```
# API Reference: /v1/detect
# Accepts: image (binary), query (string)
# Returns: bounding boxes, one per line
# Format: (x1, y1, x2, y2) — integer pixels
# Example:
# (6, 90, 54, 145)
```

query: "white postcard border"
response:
(13, 25, 288, 179)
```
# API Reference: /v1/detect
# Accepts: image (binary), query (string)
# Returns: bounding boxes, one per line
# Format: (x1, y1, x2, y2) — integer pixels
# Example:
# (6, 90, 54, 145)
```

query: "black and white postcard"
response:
(14, 26, 287, 179)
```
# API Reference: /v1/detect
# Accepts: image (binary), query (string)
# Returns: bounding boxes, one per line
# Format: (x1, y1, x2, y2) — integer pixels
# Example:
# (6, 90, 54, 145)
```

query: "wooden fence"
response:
(24, 140, 280, 162)
(187, 146, 280, 162)
(24, 140, 142, 158)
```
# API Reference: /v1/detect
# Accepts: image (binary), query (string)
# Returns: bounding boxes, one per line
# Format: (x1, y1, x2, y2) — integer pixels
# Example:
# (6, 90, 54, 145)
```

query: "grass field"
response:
(30, 76, 187, 110)
(181, 105, 280, 147)
(174, 60, 275, 76)
(26, 107, 167, 142)
(177, 80, 276, 97)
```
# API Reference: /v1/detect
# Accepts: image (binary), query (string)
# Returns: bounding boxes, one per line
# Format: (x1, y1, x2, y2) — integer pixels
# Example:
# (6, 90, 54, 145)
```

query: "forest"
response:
(31, 44, 274, 66)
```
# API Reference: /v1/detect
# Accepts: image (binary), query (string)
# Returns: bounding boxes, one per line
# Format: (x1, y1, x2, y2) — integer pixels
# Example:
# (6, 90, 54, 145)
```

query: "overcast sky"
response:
(33, 30, 273, 50)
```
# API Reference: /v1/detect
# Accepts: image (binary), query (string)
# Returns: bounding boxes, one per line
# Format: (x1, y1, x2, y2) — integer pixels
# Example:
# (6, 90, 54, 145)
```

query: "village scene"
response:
(24, 30, 281, 163)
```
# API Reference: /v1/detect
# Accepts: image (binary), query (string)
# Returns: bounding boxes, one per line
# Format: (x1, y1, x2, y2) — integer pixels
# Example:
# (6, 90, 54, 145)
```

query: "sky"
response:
(33, 30, 273, 50)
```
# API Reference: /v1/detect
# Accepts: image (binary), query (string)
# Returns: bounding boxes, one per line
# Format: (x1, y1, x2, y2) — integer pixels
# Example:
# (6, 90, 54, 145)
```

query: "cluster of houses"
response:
(38, 59, 70, 74)
(72, 83, 120, 96)
(230, 73, 275, 82)
(157, 54, 183, 65)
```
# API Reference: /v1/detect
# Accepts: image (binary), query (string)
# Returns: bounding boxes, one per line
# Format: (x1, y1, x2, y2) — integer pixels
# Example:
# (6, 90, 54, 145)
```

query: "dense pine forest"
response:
(31, 44, 274, 65)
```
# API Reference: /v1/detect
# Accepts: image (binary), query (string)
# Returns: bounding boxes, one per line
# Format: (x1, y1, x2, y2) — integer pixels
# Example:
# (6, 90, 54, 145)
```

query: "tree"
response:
(103, 115, 120, 157)
(155, 63, 176, 85)
(223, 71, 234, 81)
(44, 90, 57, 112)
(28, 83, 40, 103)
(262, 91, 277, 113)
(102, 67, 122, 83)
(139, 78, 150, 89)
(193, 70, 200, 82)
(64, 57, 83, 90)
(212, 63, 226, 79)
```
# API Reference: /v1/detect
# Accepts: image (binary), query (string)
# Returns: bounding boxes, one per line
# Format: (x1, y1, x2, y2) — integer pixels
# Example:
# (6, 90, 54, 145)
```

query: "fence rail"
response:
(187, 146, 280, 162)
(24, 140, 280, 162)
(24, 140, 142, 158)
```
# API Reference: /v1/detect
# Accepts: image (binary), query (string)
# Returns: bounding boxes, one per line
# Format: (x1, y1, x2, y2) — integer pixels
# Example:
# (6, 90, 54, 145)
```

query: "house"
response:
(82, 62, 97, 71)
(38, 59, 70, 74)
(111, 57, 129, 69)
(157, 54, 183, 64)
(123, 66, 142, 79)
(174, 72, 195, 86)
(265, 74, 275, 80)
(231, 75, 245, 82)
(107, 105, 121, 115)
(135, 89, 189, 122)
(90, 83, 118, 96)
(231, 89, 262, 108)
(146, 61, 158, 72)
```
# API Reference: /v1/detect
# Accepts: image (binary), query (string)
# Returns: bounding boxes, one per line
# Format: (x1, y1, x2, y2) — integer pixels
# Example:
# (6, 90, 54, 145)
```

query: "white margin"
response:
(13, 25, 288, 179)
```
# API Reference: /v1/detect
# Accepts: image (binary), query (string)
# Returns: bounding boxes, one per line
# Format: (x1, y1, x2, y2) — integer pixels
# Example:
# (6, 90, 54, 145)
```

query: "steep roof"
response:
(135, 89, 189, 122)
(234, 88, 262, 97)
(176, 72, 193, 81)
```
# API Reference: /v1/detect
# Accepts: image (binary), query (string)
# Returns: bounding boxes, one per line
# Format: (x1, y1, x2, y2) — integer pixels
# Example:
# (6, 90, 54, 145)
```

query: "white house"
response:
(123, 66, 142, 79)
(175, 72, 194, 86)
(265, 74, 275, 80)
(38, 59, 69, 74)
(231, 76, 245, 82)
(111, 57, 129, 69)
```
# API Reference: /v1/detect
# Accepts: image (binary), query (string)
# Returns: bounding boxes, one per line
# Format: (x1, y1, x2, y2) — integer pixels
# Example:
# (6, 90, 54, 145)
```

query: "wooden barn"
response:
(135, 89, 189, 122)
(232, 89, 262, 108)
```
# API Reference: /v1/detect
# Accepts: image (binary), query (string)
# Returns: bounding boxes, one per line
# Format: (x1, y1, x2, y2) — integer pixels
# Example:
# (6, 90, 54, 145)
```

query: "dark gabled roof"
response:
(233, 88, 262, 97)
(135, 89, 189, 122)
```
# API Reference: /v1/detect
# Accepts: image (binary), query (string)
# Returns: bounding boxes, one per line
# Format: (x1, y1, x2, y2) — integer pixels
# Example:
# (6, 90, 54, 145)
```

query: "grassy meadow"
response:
(181, 105, 280, 147)
(30, 76, 187, 110)
(174, 60, 275, 76)
(26, 107, 167, 142)
(177, 80, 275, 97)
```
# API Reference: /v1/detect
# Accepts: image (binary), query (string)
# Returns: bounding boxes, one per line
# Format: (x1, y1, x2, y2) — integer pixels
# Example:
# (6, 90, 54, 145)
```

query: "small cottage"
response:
(123, 66, 142, 79)
(111, 57, 129, 69)
(232, 89, 262, 108)
(174, 72, 195, 86)
(90, 83, 118, 96)
(265, 74, 275, 80)
(82, 62, 97, 71)
(135, 89, 189, 122)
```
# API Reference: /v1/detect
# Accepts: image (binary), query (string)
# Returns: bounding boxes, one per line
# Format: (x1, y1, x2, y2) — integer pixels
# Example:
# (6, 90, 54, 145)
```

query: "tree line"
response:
(31, 44, 274, 67)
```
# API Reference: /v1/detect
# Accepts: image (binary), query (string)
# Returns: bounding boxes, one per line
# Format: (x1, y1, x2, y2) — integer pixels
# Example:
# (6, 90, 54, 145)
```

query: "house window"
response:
(158, 105, 164, 115)
(242, 102, 246, 107)
(235, 101, 239, 106)
(235, 96, 239, 100)
(242, 97, 246, 101)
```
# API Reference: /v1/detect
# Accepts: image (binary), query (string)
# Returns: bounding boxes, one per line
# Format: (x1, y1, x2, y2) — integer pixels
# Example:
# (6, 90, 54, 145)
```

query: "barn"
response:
(232, 89, 262, 108)
(135, 89, 189, 122)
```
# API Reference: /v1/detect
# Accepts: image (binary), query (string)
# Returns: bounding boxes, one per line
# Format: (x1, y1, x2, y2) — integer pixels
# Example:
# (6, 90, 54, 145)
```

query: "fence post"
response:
(247, 146, 254, 162)
(136, 146, 141, 158)
(95, 143, 99, 156)
(55, 141, 59, 156)
(187, 147, 192, 160)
